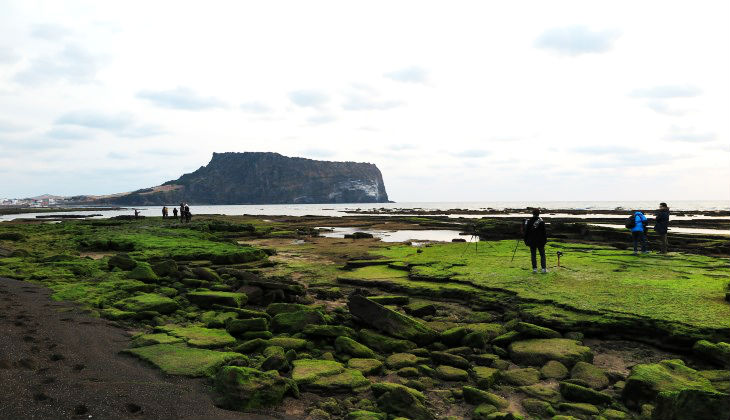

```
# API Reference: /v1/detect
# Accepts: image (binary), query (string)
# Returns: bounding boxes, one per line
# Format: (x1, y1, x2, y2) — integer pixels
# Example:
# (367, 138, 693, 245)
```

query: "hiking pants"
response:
(632, 231, 647, 253)
(530, 245, 546, 269)
(659, 234, 668, 253)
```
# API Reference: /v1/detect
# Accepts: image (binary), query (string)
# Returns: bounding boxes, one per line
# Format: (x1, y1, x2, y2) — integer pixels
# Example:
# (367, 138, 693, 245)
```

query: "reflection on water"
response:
(318, 227, 467, 242)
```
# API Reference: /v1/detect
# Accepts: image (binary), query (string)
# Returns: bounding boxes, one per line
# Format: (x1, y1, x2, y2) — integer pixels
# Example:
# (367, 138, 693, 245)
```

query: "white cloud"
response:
(535, 26, 620, 56)
(14, 44, 104, 85)
(137, 87, 227, 110)
(289, 90, 329, 108)
(384, 66, 429, 84)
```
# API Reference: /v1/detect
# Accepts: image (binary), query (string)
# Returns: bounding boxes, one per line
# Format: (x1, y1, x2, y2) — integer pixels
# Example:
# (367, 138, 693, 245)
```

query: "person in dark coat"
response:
(172, 207, 178, 219)
(523, 208, 548, 273)
(654, 202, 670, 254)
(184, 204, 191, 223)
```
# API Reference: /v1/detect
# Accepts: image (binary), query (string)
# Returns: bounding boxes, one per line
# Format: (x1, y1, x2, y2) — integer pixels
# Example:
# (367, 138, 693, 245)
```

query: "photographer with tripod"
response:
(524, 208, 548, 274)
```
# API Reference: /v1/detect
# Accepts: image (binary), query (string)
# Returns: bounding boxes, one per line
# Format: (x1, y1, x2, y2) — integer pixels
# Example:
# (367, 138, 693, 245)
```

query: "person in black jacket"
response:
(524, 208, 548, 273)
(654, 202, 670, 254)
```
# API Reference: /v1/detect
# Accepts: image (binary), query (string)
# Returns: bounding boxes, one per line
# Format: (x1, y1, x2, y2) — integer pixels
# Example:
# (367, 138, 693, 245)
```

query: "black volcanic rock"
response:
(93, 152, 390, 205)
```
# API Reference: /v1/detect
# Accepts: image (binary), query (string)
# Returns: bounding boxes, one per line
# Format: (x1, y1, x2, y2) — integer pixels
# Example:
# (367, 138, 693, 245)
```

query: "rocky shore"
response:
(0, 215, 728, 420)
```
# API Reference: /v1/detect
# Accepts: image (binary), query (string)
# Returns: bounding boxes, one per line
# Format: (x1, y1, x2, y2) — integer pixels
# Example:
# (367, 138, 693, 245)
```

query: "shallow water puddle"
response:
(317, 227, 466, 242)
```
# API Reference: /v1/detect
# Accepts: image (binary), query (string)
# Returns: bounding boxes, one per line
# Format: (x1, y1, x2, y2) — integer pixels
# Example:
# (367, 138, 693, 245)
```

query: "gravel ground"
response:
(0, 277, 287, 420)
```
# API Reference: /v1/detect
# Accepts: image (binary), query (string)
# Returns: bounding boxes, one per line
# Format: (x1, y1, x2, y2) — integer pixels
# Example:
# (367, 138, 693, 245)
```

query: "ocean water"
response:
(2, 200, 729, 222)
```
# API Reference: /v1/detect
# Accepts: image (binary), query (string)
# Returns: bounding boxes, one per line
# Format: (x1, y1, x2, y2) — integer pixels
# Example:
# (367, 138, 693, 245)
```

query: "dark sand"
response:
(0, 277, 282, 420)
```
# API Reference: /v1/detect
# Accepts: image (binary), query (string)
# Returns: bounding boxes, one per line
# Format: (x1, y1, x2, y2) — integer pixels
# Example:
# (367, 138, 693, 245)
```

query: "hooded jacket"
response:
(631, 211, 648, 233)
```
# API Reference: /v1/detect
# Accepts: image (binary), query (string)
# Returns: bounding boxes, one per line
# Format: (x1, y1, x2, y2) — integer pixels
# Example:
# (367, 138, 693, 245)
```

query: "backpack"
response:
(625, 215, 636, 229)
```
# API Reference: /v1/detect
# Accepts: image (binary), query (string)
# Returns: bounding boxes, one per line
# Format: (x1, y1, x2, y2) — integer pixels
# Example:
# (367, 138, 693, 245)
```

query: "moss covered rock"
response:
(266, 302, 314, 316)
(200, 311, 237, 328)
(268, 337, 309, 350)
(214, 366, 297, 410)
(292, 359, 345, 384)
(151, 259, 178, 276)
(386, 353, 419, 369)
(431, 351, 470, 369)
(344, 411, 386, 420)
(304, 324, 358, 339)
(541, 360, 569, 380)
(508, 339, 592, 368)
(462, 386, 509, 408)
(130, 333, 184, 348)
(693, 340, 730, 368)
(368, 295, 410, 305)
(472, 403, 498, 420)
(123, 343, 245, 376)
(128, 262, 159, 282)
(359, 329, 417, 353)
(348, 358, 384, 376)
(226, 317, 269, 335)
(156, 324, 236, 348)
(500, 368, 540, 386)
(108, 253, 137, 270)
(557, 402, 599, 418)
(559, 381, 612, 405)
(271, 310, 326, 333)
(521, 398, 555, 418)
(570, 362, 609, 390)
(187, 291, 247, 308)
(519, 384, 562, 404)
(376, 386, 433, 420)
(472, 366, 499, 389)
(623, 359, 730, 418)
(192, 266, 221, 282)
(115, 293, 178, 314)
(435, 365, 469, 381)
(404, 302, 437, 318)
(348, 295, 437, 345)
(335, 336, 377, 358)
(514, 322, 561, 339)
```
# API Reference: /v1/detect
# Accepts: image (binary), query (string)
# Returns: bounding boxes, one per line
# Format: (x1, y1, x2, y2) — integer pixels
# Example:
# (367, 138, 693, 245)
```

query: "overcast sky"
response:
(1, 1, 728, 201)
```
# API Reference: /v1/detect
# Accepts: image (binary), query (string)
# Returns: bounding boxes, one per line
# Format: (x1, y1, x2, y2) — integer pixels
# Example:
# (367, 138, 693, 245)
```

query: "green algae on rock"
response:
(541, 360, 569, 379)
(271, 309, 326, 333)
(693, 340, 730, 368)
(376, 386, 433, 420)
(155, 324, 236, 348)
(335, 336, 377, 358)
(127, 261, 159, 282)
(348, 294, 437, 345)
(570, 361, 609, 390)
(462, 386, 509, 409)
(130, 333, 184, 348)
(214, 366, 297, 410)
(499, 367, 540, 386)
(508, 338, 593, 368)
(471, 366, 499, 388)
(347, 358, 384, 376)
(559, 381, 612, 405)
(187, 291, 247, 308)
(122, 343, 245, 377)
(114, 293, 178, 314)
(359, 329, 416, 353)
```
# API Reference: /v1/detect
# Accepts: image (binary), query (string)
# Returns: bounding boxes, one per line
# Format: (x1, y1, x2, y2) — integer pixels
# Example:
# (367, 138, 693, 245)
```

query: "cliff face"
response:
(95, 152, 390, 205)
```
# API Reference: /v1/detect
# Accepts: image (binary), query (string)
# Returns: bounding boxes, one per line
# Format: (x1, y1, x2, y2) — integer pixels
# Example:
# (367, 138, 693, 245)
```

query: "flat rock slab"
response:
(348, 295, 437, 345)
(508, 338, 593, 368)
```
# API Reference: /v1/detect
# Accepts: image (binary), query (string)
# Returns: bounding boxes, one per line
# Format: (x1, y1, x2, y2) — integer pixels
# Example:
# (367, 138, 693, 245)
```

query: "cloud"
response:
(31, 24, 72, 40)
(46, 126, 94, 140)
(664, 126, 716, 143)
(106, 151, 129, 160)
(588, 154, 677, 168)
(0, 47, 21, 65)
(535, 26, 620, 56)
(137, 87, 227, 110)
(289, 90, 329, 107)
(307, 114, 337, 125)
(240, 101, 272, 113)
(384, 66, 428, 84)
(572, 146, 635, 155)
(0, 119, 29, 133)
(388, 144, 418, 151)
(142, 148, 188, 156)
(14, 44, 104, 85)
(629, 85, 702, 99)
(645, 100, 687, 116)
(451, 149, 490, 158)
(55, 110, 164, 138)
(342, 93, 402, 111)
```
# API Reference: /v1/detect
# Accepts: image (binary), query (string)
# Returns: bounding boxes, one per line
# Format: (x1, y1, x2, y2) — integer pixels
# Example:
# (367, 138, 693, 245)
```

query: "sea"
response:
(2, 200, 728, 221)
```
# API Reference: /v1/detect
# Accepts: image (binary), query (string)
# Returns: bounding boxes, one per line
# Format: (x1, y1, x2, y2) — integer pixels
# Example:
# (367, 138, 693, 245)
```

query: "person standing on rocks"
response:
(523, 208, 548, 274)
(627, 210, 649, 255)
(654, 202, 670, 254)
(162, 206, 168, 218)
(172, 207, 178, 219)
(184, 204, 191, 223)
(179, 203, 185, 223)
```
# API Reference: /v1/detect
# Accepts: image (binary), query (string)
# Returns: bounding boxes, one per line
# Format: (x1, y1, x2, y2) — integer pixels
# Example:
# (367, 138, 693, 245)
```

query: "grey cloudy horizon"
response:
(0, 1, 728, 201)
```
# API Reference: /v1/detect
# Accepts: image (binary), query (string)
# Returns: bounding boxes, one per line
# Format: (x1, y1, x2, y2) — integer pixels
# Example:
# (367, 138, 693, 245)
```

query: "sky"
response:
(1, 1, 728, 202)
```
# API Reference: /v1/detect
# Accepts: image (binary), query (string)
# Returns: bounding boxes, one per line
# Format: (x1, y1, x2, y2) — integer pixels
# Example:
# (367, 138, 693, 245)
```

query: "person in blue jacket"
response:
(629, 211, 649, 254)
